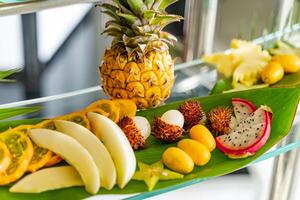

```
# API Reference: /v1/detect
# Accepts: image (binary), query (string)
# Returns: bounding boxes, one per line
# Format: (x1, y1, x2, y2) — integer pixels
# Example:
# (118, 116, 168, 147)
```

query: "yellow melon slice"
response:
(88, 112, 136, 188)
(28, 129, 100, 194)
(55, 120, 117, 190)
(10, 166, 83, 193)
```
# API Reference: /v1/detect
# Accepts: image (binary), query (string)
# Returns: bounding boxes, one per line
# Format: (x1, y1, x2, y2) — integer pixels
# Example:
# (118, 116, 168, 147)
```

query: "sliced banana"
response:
(55, 120, 117, 190)
(28, 129, 100, 194)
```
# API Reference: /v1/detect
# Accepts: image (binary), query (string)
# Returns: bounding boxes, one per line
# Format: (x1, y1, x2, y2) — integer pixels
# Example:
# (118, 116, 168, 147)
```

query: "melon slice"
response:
(28, 129, 100, 194)
(87, 112, 136, 188)
(55, 120, 117, 190)
(10, 166, 83, 193)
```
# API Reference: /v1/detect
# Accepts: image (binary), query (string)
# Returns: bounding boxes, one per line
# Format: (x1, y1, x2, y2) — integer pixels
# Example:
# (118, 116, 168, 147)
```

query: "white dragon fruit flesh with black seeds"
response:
(232, 98, 257, 123)
(216, 105, 272, 159)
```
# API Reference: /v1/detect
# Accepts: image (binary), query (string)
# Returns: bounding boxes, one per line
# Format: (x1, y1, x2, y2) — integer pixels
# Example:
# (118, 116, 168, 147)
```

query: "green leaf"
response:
(116, 12, 141, 25)
(0, 68, 20, 82)
(112, 0, 130, 9)
(143, 10, 157, 20)
(272, 71, 300, 88)
(99, 3, 119, 13)
(101, 10, 120, 21)
(127, 0, 146, 16)
(149, 14, 182, 28)
(144, 0, 155, 9)
(0, 87, 299, 199)
(157, 0, 178, 10)
(210, 78, 232, 95)
(211, 71, 300, 94)
(0, 118, 43, 132)
(0, 106, 41, 120)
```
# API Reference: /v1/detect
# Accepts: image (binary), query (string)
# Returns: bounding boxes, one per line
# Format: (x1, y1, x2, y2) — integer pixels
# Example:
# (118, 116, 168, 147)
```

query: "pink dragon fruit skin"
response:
(216, 98, 272, 158)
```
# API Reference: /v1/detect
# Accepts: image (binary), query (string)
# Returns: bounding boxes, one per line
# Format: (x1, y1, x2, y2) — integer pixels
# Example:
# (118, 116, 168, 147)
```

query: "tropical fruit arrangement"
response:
(204, 39, 300, 91)
(0, 95, 274, 193)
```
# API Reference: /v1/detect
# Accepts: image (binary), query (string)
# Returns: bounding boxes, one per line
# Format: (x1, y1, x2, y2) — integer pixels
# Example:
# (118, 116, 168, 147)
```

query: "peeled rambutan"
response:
(208, 107, 236, 135)
(118, 116, 145, 150)
(152, 117, 184, 143)
(178, 100, 206, 130)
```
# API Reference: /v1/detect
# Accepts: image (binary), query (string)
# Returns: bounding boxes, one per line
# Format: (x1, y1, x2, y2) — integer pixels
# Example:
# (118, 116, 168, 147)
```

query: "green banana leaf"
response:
(0, 87, 299, 200)
(0, 68, 20, 82)
(210, 71, 300, 94)
(0, 106, 41, 120)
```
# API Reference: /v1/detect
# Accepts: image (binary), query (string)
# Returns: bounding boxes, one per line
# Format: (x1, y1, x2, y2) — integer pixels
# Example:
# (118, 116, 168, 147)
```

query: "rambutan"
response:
(178, 100, 206, 130)
(118, 116, 145, 150)
(152, 117, 184, 143)
(208, 107, 236, 135)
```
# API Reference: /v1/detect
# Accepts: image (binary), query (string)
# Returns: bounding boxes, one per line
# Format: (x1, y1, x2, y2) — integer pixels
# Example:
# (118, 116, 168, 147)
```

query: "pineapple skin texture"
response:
(100, 46, 175, 109)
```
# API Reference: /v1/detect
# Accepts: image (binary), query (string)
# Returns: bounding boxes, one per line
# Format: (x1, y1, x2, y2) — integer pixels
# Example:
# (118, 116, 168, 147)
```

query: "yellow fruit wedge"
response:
(87, 112, 136, 188)
(55, 120, 117, 190)
(113, 99, 137, 119)
(0, 141, 11, 173)
(0, 130, 33, 185)
(10, 166, 83, 193)
(28, 129, 100, 194)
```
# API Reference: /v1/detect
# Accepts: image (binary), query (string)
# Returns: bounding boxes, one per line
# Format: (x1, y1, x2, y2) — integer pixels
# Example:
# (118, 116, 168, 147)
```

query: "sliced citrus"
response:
(36, 120, 64, 167)
(113, 99, 137, 119)
(87, 100, 120, 122)
(0, 141, 11, 173)
(63, 112, 91, 130)
(0, 129, 33, 185)
(36, 120, 57, 130)
(83, 107, 109, 117)
(13, 125, 53, 173)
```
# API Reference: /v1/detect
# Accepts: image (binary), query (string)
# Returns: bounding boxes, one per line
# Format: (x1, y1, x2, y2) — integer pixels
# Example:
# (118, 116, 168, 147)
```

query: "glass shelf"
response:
(0, 0, 99, 16)
(1, 23, 300, 200)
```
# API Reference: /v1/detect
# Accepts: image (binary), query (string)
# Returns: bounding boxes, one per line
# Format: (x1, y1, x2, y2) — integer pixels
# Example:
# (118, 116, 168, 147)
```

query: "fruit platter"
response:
(1, 1, 300, 200)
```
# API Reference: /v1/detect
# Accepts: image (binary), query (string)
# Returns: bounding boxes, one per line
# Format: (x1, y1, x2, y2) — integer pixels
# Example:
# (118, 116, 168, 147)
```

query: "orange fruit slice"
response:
(113, 99, 137, 119)
(0, 141, 11, 174)
(36, 120, 65, 167)
(0, 129, 33, 185)
(44, 155, 63, 167)
(63, 112, 91, 130)
(87, 100, 120, 122)
(83, 107, 109, 117)
(13, 125, 53, 173)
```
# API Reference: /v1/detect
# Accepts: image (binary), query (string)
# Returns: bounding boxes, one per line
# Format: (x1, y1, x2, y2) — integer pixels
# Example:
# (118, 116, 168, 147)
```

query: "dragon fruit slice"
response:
(232, 98, 257, 123)
(216, 106, 272, 158)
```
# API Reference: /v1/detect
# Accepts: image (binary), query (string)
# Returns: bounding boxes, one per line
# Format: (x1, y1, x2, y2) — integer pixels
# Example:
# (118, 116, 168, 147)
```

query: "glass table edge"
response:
(0, 0, 100, 17)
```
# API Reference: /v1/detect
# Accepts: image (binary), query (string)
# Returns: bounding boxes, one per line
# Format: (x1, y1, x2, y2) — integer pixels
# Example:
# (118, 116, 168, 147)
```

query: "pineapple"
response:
(99, 0, 182, 109)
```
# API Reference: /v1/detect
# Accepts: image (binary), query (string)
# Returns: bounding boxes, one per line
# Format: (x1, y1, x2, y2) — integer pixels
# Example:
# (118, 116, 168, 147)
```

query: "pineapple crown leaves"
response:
(98, 0, 183, 52)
